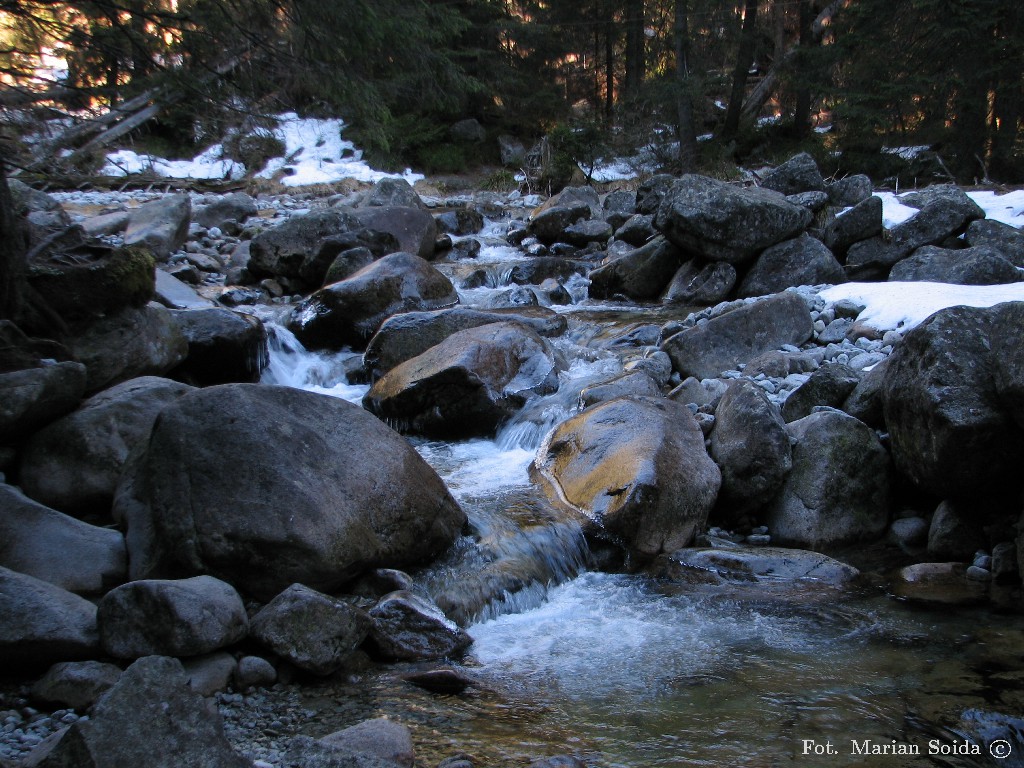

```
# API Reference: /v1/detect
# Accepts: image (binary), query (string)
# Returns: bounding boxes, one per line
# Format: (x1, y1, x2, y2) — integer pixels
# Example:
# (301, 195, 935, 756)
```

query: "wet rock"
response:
(529, 757, 586, 768)
(737, 234, 844, 298)
(760, 152, 825, 196)
(368, 591, 472, 661)
(0, 566, 99, 672)
(0, 361, 86, 444)
(27, 245, 155, 324)
(403, 668, 476, 694)
(349, 569, 415, 600)
(781, 363, 861, 423)
(0, 484, 125, 594)
(321, 718, 415, 768)
(434, 208, 484, 236)
(882, 303, 1024, 500)
(183, 651, 237, 696)
(528, 203, 591, 245)
(927, 501, 987, 562)
(662, 261, 737, 306)
(663, 546, 859, 587)
(533, 396, 721, 559)
(964, 218, 1024, 267)
(827, 174, 873, 207)
(98, 576, 248, 659)
(323, 246, 375, 286)
(364, 321, 559, 438)
(763, 408, 890, 549)
(287, 252, 459, 350)
(123, 194, 191, 261)
(194, 193, 258, 230)
(579, 370, 661, 408)
(30, 661, 122, 711)
(507, 257, 588, 286)
(248, 208, 364, 283)
(352, 206, 437, 261)
(170, 308, 268, 385)
(821, 196, 883, 257)
(563, 218, 612, 246)
(234, 656, 277, 689)
(654, 175, 813, 264)
(891, 563, 988, 606)
(661, 292, 813, 380)
(66, 304, 188, 394)
(116, 384, 465, 600)
(360, 178, 427, 211)
(589, 236, 683, 301)
(887, 244, 1021, 285)
(709, 380, 792, 523)
(990, 541, 1018, 584)
(18, 376, 193, 516)
(479, 285, 539, 309)
(251, 583, 370, 676)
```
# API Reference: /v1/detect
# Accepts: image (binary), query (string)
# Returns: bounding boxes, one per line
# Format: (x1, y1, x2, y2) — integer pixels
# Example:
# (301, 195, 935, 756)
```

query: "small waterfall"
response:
(260, 324, 368, 403)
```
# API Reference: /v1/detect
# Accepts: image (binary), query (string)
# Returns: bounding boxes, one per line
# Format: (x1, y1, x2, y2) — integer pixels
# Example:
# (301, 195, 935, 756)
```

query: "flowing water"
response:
(259, 219, 1024, 768)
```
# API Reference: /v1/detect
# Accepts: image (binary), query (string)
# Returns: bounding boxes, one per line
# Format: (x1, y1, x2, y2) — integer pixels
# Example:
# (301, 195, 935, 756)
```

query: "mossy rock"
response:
(28, 246, 156, 323)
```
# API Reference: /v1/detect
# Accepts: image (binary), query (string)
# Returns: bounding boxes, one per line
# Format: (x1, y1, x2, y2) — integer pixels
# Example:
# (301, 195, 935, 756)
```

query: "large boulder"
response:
(827, 174, 873, 207)
(507, 257, 589, 286)
(66, 304, 189, 394)
(169, 308, 268, 385)
(352, 205, 437, 260)
(0, 361, 86, 444)
(821, 196, 883, 257)
(663, 546, 859, 588)
(123, 194, 192, 261)
(781, 362, 861, 423)
(964, 218, 1024, 267)
(368, 591, 472, 661)
(662, 260, 737, 306)
(588, 236, 683, 301)
(27, 245, 155, 324)
(887, 244, 1021, 285)
(30, 660, 123, 711)
(661, 292, 814, 380)
(709, 380, 792, 523)
(250, 583, 371, 676)
(760, 152, 825, 196)
(363, 306, 566, 380)
(0, 566, 99, 672)
(653, 175, 813, 264)
(287, 252, 459, 350)
(882, 303, 1024, 500)
(193, 192, 258, 230)
(0, 484, 125, 594)
(363, 321, 559, 438)
(737, 234, 844, 298)
(115, 384, 465, 600)
(320, 719, 415, 768)
(248, 208, 364, 282)
(763, 408, 890, 549)
(533, 396, 721, 558)
(360, 178, 427, 210)
(528, 202, 591, 245)
(98, 576, 248, 659)
(34, 655, 250, 768)
(19, 376, 194, 515)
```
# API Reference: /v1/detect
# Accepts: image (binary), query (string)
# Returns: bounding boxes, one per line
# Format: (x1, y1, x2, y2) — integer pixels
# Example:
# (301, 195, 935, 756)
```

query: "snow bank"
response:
(101, 144, 245, 181)
(819, 282, 1024, 332)
(876, 189, 1024, 229)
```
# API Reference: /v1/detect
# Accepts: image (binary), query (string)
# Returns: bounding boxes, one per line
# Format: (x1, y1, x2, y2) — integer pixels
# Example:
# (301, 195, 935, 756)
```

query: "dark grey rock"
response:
(233, 656, 277, 689)
(360, 178, 426, 211)
(563, 218, 612, 246)
(194, 193, 258, 230)
(737, 234, 844, 298)
(507, 257, 588, 286)
(30, 661, 122, 711)
(170, 308, 268, 386)
(821, 196, 883, 257)
(927, 501, 987, 561)
(369, 591, 472, 661)
(602, 189, 637, 230)
(781, 362, 861, 423)
(760, 153, 825, 196)
(251, 583, 370, 676)
(964, 218, 1024, 267)
(589, 236, 683, 301)
(352, 206, 437, 261)
(248, 208, 364, 282)
(786, 191, 831, 212)
(0, 361, 86, 444)
(579, 371, 662, 408)
(528, 203, 591, 245)
(321, 718, 415, 768)
(449, 118, 486, 144)
(324, 247, 375, 286)
(123, 195, 191, 261)
(662, 261, 737, 306)
(434, 208, 484, 236)
(182, 651, 237, 697)
(635, 174, 675, 215)
(887, 244, 1021, 285)
(827, 174, 873, 207)
(664, 546, 859, 587)
(614, 213, 656, 246)
(841, 356, 888, 428)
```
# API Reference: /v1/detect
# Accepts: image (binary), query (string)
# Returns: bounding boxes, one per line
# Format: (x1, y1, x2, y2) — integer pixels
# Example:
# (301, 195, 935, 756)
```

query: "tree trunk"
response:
(605, 17, 615, 120)
(792, 0, 814, 138)
(0, 166, 24, 323)
(624, 0, 646, 101)
(722, 0, 759, 139)
(674, 0, 699, 173)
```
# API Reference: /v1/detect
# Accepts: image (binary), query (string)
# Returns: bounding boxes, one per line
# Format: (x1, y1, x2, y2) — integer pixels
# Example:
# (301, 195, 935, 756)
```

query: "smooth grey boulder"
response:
(250, 583, 370, 676)
(882, 303, 1024, 500)
(170, 308, 268, 386)
(563, 218, 613, 246)
(35, 655, 251, 768)
(528, 202, 591, 245)
(662, 261, 737, 306)
(589, 236, 683, 301)
(533, 396, 721, 558)
(887, 244, 1021, 285)
(709, 380, 792, 523)
(654, 175, 813, 264)
(360, 177, 427, 210)
(364, 321, 559, 438)
(821, 196, 883, 257)
(234, 655, 277, 689)
(579, 370, 662, 408)
(737, 234, 844, 298)
(287, 252, 459, 350)
(98, 576, 248, 659)
(19, 376, 194, 515)
(248, 208, 364, 282)
(123, 195, 191, 261)
(363, 306, 566, 380)
(663, 546, 859, 587)
(0, 484, 125, 594)
(193, 193, 258, 230)
(321, 719, 415, 768)
(0, 361, 86, 444)
(760, 152, 825, 196)
(964, 218, 1024, 267)
(764, 408, 890, 549)
(30, 660, 122, 710)
(781, 362, 861, 423)
(368, 591, 472, 661)
(927, 501, 987, 561)
(153, 268, 218, 310)
(661, 292, 814, 380)
(66, 304, 188, 394)
(116, 384, 465, 600)
(181, 652, 237, 696)
(434, 208, 484, 236)
(827, 174, 873, 207)
(323, 246, 375, 285)
(352, 205, 437, 260)
(0, 566, 99, 672)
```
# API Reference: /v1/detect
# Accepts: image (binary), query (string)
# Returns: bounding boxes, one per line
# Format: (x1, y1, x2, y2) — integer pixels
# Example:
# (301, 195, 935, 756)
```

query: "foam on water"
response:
(260, 325, 368, 403)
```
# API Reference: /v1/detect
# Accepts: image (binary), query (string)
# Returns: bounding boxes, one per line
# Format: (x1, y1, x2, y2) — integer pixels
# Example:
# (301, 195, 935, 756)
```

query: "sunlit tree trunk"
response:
(722, 0, 759, 139)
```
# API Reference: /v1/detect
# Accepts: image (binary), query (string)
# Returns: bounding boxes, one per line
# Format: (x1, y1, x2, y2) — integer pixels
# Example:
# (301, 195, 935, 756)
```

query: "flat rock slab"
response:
(664, 546, 860, 588)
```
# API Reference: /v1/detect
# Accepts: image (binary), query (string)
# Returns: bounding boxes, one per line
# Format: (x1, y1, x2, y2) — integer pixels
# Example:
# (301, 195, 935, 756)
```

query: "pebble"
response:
(966, 566, 992, 582)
